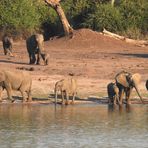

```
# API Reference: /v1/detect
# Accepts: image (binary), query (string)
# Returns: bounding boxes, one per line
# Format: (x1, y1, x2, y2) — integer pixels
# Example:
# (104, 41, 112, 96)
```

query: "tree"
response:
(44, 0, 73, 36)
(111, 0, 115, 6)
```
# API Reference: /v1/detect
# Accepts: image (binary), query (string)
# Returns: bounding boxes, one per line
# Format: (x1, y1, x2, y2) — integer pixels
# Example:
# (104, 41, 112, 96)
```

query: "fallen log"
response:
(103, 28, 125, 40)
(125, 38, 148, 47)
(102, 28, 148, 47)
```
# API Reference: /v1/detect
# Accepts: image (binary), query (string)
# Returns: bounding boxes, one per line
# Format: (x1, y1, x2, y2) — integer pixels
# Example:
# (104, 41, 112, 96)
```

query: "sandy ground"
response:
(0, 28, 148, 103)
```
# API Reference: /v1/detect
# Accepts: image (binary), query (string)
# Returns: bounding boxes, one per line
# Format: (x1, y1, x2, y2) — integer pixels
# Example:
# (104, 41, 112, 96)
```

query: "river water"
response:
(0, 103, 147, 148)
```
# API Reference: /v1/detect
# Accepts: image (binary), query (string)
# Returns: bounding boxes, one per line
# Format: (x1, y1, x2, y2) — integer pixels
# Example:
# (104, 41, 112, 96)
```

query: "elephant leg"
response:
(20, 91, 27, 103)
(108, 97, 112, 104)
(6, 88, 14, 102)
(119, 89, 124, 105)
(32, 53, 36, 64)
(29, 54, 32, 64)
(72, 93, 75, 104)
(61, 91, 65, 105)
(126, 88, 132, 105)
(65, 91, 69, 105)
(7, 48, 13, 57)
(113, 96, 117, 105)
(27, 90, 32, 102)
(36, 53, 41, 65)
(0, 87, 3, 102)
(41, 53, 46, 65)
(3, 47, 7, 55)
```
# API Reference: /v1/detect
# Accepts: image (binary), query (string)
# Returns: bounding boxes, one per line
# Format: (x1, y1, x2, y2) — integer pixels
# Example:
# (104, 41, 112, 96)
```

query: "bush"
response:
(118, 0, 148, 39)
(0, 0, 147, 39)
(82, 4, 123, 32)
(0, 0, 48, 38)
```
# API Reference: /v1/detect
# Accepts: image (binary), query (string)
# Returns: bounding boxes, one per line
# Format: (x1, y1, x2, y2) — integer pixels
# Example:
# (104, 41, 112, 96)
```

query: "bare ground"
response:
(0, 28, 148, 103)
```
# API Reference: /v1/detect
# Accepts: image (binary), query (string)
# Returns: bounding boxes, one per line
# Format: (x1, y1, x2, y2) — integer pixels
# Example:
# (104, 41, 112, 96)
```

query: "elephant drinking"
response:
(115, 71, 144, 105)
(0, 70, 32, 102)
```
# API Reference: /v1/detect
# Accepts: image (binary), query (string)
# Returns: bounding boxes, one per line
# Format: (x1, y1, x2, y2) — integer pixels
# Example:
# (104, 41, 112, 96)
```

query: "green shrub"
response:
(0, 0, 48, 38)
(118, 0, 148, 39)
(82, 4, 123, 32)
(0, 0, 147, 39)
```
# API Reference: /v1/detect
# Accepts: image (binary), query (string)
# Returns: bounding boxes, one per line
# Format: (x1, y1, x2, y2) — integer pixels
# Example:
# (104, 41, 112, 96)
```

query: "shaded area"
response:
(117, 53, 148, 58)
(0, 59, 28, 65)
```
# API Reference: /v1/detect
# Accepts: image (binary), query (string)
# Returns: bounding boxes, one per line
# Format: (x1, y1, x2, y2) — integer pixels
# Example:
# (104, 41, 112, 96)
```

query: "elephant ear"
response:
(131, 73, 141, 85)
(0, 72, 5, 82)
(115, 73, 130, 87)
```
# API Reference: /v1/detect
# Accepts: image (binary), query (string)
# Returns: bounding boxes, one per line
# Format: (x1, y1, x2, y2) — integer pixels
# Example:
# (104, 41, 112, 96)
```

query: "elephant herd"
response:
(0, 69, 147, 105)
(1, 34, 148, 105)
(2, 34, 49, 65)
(0, 69, 77, 105)
(107, 71, 146, 105)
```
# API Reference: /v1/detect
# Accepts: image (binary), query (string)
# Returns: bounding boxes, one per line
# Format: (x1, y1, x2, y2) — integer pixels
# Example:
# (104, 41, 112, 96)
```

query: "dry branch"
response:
(103, 28, 148, 47)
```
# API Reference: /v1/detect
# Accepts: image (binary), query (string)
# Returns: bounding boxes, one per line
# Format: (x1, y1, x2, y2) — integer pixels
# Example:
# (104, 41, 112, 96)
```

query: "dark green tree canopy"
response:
(0, 0, 147, 39)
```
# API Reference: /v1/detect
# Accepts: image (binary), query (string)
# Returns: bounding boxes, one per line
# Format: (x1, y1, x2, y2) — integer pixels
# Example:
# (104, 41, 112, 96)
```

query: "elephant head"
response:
(115, 71, 144, 103)
(35, 34, 44, 53)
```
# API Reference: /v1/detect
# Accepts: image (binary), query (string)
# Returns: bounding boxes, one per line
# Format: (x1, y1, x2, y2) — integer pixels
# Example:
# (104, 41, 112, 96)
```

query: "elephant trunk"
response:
(134, 83, 144, 104)
(116, 95, 120, 105)
(54, 88, 57, 104)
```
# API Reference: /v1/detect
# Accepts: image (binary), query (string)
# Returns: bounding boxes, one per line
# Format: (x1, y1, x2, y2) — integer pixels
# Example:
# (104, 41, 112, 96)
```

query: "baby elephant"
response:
(54, 78, 77, 105)
(107, 82, 119, 105)
(2, 35, 13, 56)
(0, 70, 32, 103)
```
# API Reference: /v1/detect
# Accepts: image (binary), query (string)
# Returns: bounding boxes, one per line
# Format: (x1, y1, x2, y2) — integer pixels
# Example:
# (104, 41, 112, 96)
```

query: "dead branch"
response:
(103, 28, 148, 47)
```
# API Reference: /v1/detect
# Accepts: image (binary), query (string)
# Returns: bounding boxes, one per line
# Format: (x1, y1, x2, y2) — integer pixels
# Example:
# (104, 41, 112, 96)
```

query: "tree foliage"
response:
(0, 0, 147, 39)
(0, 0, 48, 37)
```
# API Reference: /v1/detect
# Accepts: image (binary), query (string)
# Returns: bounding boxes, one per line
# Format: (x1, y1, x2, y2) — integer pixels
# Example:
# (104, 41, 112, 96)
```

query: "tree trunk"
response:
(44, 0, 73, 36)
(111, 0, 115, 7)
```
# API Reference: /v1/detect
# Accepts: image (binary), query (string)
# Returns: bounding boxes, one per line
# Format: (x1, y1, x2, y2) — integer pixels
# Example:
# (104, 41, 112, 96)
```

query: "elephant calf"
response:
(2, 35, 13, 56)
(0, 70, 32, 102)
(54, 78, 77, 105)
(26, 33, 49, 65)
(107, 82, 119, 105)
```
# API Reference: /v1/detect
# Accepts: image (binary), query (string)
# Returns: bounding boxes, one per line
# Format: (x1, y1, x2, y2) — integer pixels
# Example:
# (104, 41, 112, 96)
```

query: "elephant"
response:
(107, 82, 119, 105)
(2, 35, 13, 56)
(0, 70, 32, 103)
(146, 80, 148, 90)
(26, 33, 49, 65)
(115, 71, 144, 105)
(54, 78, 77, 105)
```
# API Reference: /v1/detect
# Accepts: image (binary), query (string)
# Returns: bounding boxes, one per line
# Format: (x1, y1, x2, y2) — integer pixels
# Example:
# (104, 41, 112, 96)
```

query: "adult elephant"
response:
(26, 33, 49, 65)
(115, 71, 144, 105)
(0, 70, 32, 103)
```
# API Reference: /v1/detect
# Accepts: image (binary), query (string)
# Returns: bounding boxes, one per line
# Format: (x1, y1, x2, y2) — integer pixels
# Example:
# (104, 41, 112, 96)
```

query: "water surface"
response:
(0, 104, 147, 148)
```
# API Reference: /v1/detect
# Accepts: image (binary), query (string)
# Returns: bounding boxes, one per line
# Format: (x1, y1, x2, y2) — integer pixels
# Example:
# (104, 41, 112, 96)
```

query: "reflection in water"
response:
(0, 104, 147, 148)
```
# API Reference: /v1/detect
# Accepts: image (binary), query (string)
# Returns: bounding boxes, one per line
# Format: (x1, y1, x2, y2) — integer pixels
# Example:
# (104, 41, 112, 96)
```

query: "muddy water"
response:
(0, 104, 147, 148)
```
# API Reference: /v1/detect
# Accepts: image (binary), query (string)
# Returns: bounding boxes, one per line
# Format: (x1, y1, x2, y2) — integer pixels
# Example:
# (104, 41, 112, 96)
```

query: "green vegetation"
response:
(0, 0, 147, 39)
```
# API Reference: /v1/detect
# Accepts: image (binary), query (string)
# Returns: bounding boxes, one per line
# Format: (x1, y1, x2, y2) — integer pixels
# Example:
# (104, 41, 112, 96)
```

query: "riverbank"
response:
(0, 29, 148, 102)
